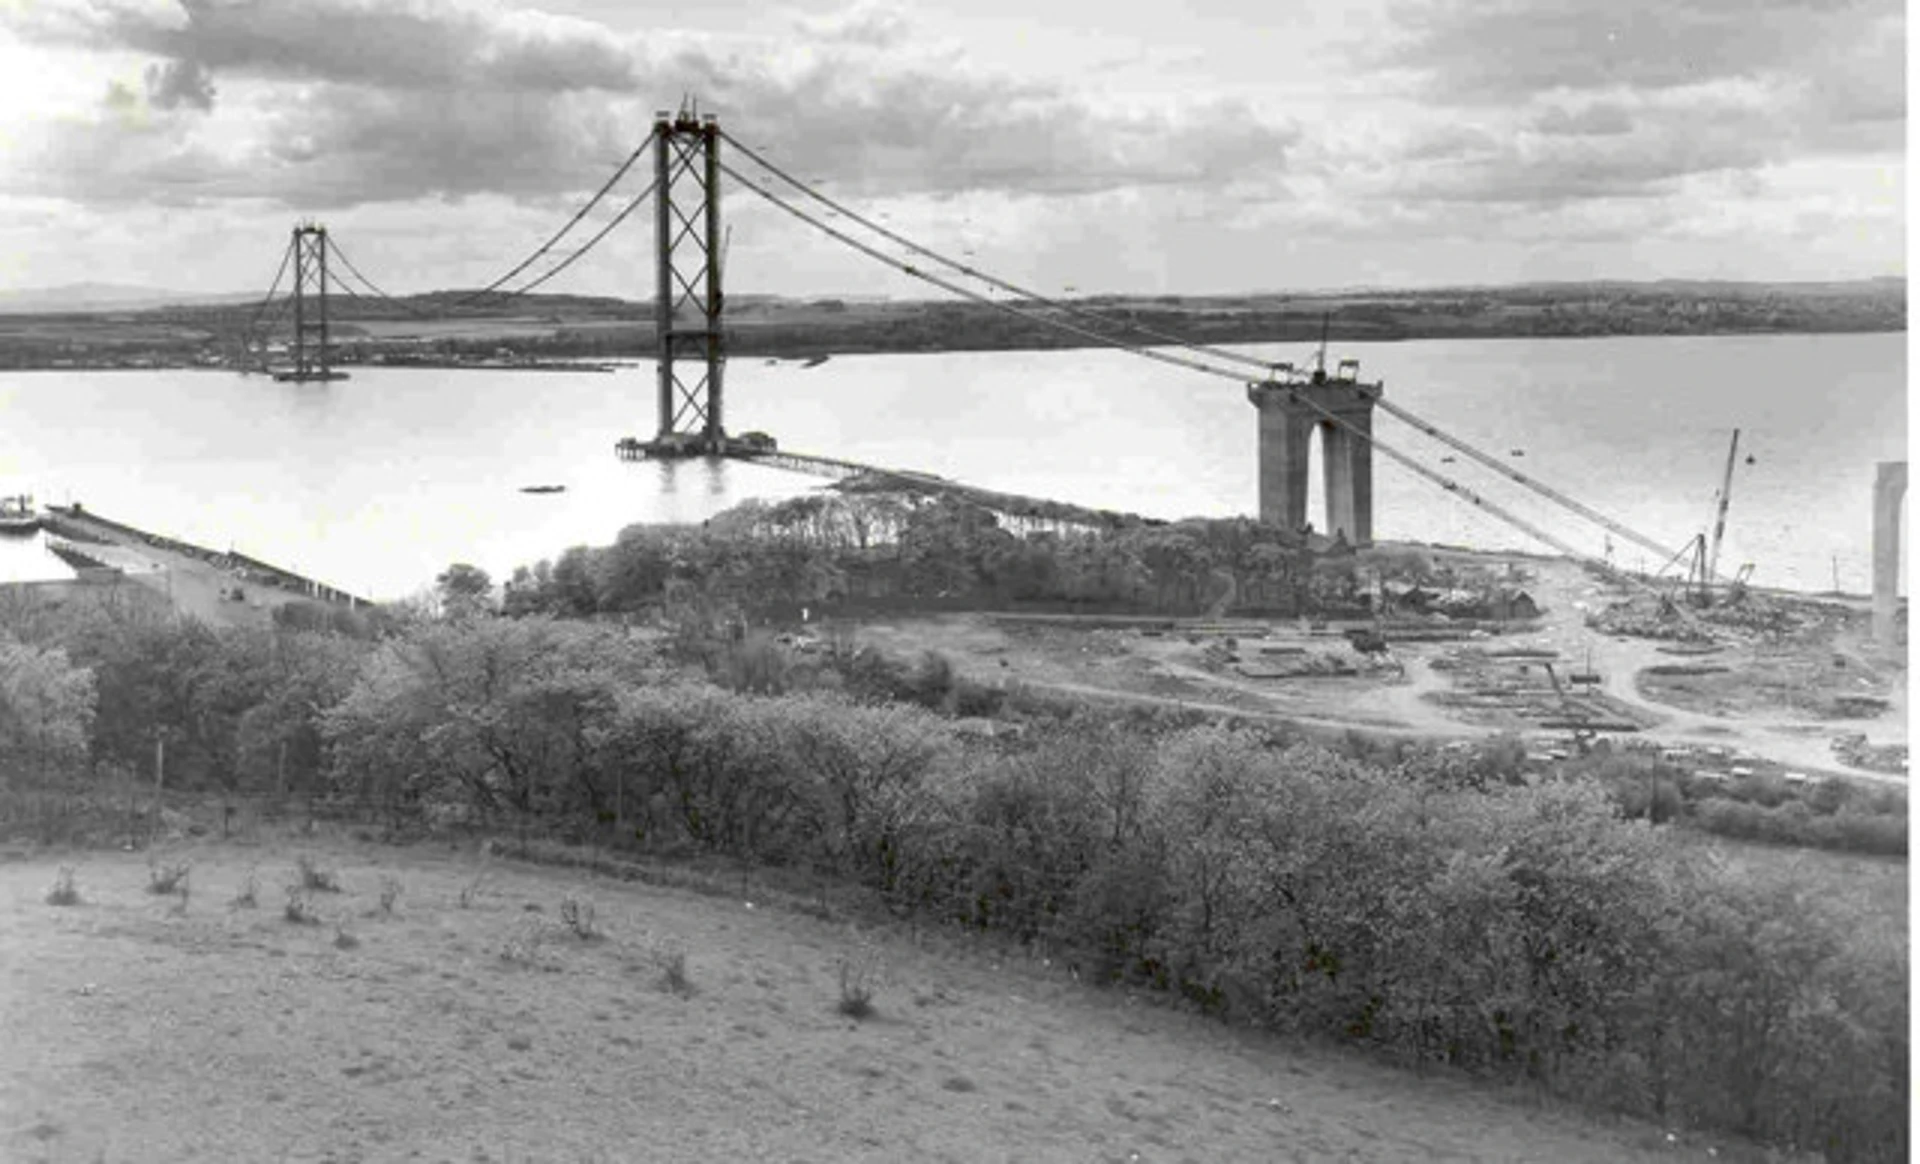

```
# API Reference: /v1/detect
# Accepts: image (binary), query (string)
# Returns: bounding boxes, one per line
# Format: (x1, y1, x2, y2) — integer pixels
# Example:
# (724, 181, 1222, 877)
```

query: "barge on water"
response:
(0, 494, 39, 535)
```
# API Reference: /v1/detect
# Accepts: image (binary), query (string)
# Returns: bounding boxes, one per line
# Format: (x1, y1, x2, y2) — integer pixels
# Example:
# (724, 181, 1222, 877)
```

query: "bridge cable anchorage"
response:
(726, 131, 1695, 573)
(720, 130, 1276, 372)
(726, 158, 1706, 626)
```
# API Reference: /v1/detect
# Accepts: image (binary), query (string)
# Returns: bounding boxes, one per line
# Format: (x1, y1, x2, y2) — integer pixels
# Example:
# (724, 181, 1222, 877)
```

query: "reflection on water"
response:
(0, 529, 76, 585)
(0, 333, 1904, 600)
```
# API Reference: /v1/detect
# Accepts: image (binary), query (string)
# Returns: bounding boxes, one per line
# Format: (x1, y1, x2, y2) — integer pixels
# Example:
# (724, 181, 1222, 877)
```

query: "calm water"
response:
(0, 333, 1905, 599)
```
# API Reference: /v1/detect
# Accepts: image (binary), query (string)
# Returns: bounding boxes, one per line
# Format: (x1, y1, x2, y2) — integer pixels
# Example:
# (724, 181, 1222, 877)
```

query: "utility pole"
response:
(651, 105, 727, 452)
(151, 729, 167, 847)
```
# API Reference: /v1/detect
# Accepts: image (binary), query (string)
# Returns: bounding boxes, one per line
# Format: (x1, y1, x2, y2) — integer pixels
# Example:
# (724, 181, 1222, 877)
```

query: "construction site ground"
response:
(850, 548, 1907, 787)
(20, 513, 1905, 786)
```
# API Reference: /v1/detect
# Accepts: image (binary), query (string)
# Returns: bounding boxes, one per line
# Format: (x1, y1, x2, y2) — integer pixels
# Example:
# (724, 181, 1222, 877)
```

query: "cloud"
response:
(4, 0, 1302, 209)
(1385, 0, 1900, 103)
(10, 0, 641, 92)
(1359, 0, 1903, 212)
(146, 56, 214, 110)
(704, 50, 1297, 200)
(103, 79, 139, 111)
(791, 0, 911, 50)
(1529, 103, 1634, 138)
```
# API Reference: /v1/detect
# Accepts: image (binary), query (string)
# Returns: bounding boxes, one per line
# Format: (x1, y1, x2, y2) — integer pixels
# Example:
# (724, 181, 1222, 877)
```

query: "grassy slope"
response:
(0, 835, 1796, 1164)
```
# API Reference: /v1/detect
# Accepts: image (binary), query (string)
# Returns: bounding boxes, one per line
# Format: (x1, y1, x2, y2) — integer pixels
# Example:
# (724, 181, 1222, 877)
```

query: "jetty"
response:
(40, 505, 371, 610)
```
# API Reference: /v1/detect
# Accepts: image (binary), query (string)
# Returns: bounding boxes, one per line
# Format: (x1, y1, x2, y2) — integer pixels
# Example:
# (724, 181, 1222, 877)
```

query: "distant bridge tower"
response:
(1247, 356, 1381, 545)
(278, 223, 347, 382)
(651, 107, 726, 452)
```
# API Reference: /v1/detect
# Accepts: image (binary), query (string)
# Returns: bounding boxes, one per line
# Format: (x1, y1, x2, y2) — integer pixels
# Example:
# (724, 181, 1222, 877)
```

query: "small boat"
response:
(801, 355, 830, 368)
(1440, 455, 1456, 464)
(0, 494, 40, 535)
(519, 484, 567, 495)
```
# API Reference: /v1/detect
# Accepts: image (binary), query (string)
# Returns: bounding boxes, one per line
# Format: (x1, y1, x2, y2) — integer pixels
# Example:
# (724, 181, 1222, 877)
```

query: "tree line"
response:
(500, 493, 1423, 623)
(0, 555, 1906, 1162)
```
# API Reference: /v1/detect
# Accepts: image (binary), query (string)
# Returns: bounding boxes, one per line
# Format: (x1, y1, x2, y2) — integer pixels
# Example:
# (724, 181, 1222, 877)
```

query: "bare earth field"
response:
(852, 549, 1907, 785)
(0, 839, 1764, 1164)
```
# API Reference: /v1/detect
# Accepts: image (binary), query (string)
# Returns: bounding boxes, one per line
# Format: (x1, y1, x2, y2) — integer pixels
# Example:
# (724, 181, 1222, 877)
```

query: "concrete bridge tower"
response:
(1872, 460, 1906, 646)
(1247, 361, 1382, 545)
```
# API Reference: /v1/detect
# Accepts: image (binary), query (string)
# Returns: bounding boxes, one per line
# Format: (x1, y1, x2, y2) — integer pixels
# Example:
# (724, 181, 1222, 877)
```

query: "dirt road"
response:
(851, 553, 1905, 784)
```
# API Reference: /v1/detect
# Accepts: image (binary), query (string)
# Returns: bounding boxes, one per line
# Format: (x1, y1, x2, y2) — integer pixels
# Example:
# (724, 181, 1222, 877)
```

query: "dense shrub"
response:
(1691, 797, 1906, 856)
(8, 599, 1902, 1161)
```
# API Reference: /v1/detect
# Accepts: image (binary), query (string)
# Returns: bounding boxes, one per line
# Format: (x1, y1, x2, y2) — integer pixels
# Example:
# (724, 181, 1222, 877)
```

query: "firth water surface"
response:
(0, 332, 1904, 599)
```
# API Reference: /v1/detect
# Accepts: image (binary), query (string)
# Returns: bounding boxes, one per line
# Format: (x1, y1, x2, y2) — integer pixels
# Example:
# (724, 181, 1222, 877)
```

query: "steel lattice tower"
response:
(286, 223, 338, 381)
(653, 110, 726, 449)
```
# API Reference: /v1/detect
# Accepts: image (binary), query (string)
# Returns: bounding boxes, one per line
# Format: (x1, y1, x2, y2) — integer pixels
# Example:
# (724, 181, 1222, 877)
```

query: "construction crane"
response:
(1705, 428, 1741, 588)
(1645, 429, 1744, 608)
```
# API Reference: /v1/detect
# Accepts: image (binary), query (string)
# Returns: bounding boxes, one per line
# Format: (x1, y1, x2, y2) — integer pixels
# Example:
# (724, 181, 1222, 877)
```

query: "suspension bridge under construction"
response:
(232, 105, 1907, 644)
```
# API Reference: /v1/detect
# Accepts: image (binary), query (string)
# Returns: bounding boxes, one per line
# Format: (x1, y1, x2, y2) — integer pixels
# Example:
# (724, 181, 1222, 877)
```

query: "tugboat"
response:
(0, 494, 39, 535)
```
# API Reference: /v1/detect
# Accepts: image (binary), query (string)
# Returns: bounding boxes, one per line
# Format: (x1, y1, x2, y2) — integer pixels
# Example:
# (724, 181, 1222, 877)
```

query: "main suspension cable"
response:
(725, 131, 1686, 565)
(721, 130, 1277, 373)
(485, 175, 660, 300)
(726, 156, 1699, 605)
(445, 140, 652, 308)
(1372, 397, 1681, 562)
(327, 239, 434, 318)
(721, 158, 1254, 384)
(241, 238, 295, 344)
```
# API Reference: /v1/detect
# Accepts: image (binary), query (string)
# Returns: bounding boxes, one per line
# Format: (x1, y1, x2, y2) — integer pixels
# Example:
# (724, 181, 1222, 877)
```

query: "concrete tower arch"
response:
(1247, 369, 1380, 545)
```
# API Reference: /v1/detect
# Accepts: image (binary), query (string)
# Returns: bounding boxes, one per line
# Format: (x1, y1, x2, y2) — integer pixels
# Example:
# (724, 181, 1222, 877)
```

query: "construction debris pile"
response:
(1426, 646, 1651, 731)
(1585, 599, 1712, 642)
(1699, 597, 1803, 636)
(1830, 733, 1909, 775)
(1198, 636, 1399, 679)
(1381, 581, 1541, 622)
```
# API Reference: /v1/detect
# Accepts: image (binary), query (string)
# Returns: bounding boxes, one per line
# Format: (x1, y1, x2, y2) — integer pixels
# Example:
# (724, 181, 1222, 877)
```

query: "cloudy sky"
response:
(0, 0, 1904, 299)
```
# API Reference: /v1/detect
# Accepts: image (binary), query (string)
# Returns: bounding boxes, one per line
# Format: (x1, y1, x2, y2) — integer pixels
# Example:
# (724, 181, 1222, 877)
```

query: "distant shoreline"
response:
(0, 278, 1900, 371)
(0, 323, 1903, 374)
